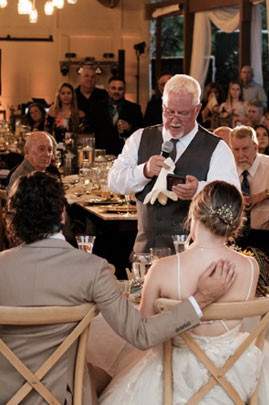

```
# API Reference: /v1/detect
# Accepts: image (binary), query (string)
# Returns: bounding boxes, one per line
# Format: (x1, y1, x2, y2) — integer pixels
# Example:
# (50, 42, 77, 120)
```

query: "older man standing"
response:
(108, 74, 240, 253)
(75, 64, 107, 127)
(230, 125, 269, 231)
(8, 131, 53, 191)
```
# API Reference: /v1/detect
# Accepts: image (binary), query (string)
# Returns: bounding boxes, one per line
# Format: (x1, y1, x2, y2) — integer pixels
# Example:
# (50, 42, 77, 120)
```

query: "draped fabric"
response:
(190, 5, 263, 90)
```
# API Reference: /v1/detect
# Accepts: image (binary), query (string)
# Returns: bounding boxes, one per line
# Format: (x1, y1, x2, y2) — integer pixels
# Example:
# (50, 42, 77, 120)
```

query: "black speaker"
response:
(118, 49, 125, 81)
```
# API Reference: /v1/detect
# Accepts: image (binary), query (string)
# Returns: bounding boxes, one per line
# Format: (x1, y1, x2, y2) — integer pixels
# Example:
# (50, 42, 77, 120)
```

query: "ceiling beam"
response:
(187, 0, 240, 13)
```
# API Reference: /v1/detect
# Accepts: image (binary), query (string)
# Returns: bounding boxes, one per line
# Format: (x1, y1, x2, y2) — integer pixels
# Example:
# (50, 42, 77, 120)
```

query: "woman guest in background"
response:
(100, 181, 267, 405)
(199, 82, 222, 129)
(219, 80, 247, 127)
(47, 82, 85, 143)
(24, 102, 47, 131)
(255, 124, 269, 155)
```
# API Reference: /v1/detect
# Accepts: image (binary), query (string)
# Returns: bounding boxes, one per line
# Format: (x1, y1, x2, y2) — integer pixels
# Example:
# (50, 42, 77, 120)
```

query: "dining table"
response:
(64, 175, 138, 279)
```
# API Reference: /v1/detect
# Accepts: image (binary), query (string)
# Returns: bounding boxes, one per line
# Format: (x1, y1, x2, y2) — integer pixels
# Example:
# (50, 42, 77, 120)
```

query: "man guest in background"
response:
(108, 74, 240, 253)
(0, 171, 235, 403)
(75, 64, 108, 128)
(7, 131, 53, 192)
(144, 72, 172, 126)
(230, 125, 269, 253)
(240, 65, 267, 108)
(90, 76, 143, 155)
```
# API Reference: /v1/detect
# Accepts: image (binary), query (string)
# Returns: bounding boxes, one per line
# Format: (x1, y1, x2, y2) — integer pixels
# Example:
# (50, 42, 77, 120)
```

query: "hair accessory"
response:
(210, 204, 235, 226)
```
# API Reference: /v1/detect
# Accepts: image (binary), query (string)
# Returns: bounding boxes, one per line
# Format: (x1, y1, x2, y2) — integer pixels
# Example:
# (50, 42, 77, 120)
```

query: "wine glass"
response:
(123, 194, 132, 216)
(132, 253, 152, 280)
(171, 234, 188, 253)
(75, 235, 96, 254)
(149, 247, 172, 262)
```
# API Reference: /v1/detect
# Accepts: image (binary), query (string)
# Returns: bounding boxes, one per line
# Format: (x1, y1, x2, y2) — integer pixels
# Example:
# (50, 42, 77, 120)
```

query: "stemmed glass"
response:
(123, 194, 132, 216)
(171, 234, 188, 253)
(149, 247, 172, 262)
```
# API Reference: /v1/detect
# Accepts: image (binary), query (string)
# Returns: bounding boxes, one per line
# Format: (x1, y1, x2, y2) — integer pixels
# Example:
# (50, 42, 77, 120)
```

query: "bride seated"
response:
(100, 180, 265, 405)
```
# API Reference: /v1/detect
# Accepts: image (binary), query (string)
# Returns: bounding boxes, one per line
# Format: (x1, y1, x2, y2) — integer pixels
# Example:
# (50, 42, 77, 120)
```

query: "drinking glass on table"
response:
(132, 253, 152, 280)
(149, 247, 172, 262)
(75, 235, 96, 254)
(171, 234, 188, 253)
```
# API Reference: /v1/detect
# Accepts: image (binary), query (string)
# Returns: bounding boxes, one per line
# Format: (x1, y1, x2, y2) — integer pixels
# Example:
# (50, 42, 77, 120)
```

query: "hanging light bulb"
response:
(0, 0, 8, 8)
(29, 7, 38, 23)
(53, 0, 64, 9)
(18, 0, 32, 15)
(44, 1, 54, 15)
(67, 0, 77, 4)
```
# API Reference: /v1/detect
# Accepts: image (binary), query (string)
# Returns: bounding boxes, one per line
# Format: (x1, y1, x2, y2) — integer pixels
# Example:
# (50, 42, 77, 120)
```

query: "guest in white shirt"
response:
(108, 74, 240, 253)
(230, 125, 269, 231)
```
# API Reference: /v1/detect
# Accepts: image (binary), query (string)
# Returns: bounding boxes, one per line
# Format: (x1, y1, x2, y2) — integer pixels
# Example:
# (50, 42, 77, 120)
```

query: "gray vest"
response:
(134, 125, 220, 253)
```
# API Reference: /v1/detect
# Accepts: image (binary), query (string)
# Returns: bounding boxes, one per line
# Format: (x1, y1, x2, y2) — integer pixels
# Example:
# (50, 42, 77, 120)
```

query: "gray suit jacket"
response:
(0, 238, 200, 404)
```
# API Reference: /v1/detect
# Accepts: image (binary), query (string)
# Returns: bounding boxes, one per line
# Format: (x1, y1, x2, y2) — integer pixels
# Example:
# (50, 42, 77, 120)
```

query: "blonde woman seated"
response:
(100, 181, 265, 405)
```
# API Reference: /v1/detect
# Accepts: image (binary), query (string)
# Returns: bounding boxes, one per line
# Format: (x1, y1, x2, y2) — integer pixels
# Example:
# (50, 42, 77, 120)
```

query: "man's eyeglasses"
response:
(162, 104, 198, 119)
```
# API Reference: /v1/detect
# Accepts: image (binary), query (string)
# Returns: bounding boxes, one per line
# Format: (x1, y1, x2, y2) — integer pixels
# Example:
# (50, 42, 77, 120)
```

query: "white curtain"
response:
(190, 5, 263, 90)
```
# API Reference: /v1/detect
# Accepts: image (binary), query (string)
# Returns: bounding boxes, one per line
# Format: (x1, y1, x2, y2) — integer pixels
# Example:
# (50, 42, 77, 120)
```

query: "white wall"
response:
(0, 0, 149, 113)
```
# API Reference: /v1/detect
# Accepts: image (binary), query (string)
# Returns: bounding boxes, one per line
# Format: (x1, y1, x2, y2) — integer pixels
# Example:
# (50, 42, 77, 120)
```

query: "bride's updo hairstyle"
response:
(188, 181, 243, 237)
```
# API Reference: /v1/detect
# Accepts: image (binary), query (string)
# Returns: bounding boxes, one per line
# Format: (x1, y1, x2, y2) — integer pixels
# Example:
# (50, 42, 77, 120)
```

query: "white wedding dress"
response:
(100, 255, 267, 405)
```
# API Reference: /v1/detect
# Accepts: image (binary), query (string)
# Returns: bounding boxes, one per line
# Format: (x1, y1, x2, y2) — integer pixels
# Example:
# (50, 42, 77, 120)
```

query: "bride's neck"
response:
(191, 220, 226, 249)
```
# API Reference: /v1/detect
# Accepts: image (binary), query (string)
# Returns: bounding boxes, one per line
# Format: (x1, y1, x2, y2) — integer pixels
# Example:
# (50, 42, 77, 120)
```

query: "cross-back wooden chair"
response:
(156, 297, 269, 405)
(0, 303, 97, 404)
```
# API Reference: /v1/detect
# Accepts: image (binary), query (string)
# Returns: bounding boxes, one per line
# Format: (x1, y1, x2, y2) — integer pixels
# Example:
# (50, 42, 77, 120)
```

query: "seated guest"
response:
(100, 181, 264, 405)
(199, 82, 223, 129)
(0, 172, 234, 403)
(245, 100, 265, 127)
(7, 131, 53, 192)
(75, 64, 108, 128)
(218, 81, 247, 127)
(240, 65, 267, 109)
(230, 125, 269, 252)
(23, 102, 46, 131)
(144, 72, 172, 126)
(47, 82, 85, 143)
(255, 124, 269, 155)
(90, 76, 144, 155)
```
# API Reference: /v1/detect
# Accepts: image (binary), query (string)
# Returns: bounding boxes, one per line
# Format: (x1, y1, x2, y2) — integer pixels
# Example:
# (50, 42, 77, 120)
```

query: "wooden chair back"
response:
(156, 297, 269, 405)
(0, 303, 97, 404)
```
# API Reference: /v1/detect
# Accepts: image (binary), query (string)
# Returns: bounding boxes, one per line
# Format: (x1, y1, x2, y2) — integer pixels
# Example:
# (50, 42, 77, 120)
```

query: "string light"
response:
(0, 0, 7, 8)
(44, 1, 54, 15)
(0, 0, 78, 22)
(53, 0, 64, 9)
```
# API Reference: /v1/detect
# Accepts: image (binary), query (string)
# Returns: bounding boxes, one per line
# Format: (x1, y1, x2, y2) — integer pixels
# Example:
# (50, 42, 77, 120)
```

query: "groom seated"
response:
(0, 171, 235, 403)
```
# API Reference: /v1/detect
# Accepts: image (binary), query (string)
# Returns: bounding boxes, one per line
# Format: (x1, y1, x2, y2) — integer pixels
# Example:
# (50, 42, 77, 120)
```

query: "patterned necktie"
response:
(112, 104, 119, 126)
(241, 170, 250, 196)
(170, 138, 179, 161)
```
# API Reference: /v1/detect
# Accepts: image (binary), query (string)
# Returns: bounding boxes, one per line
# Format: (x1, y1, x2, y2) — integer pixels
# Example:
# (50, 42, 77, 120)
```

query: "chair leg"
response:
(163, 340, 173, 405)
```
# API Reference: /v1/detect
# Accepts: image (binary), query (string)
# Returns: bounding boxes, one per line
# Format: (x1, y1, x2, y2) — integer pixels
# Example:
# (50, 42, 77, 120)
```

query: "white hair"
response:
(162, 74, 201, 106)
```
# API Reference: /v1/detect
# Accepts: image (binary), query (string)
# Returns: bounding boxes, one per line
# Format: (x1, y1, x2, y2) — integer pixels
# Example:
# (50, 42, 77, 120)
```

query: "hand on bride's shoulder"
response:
(193, 260, 236, 309)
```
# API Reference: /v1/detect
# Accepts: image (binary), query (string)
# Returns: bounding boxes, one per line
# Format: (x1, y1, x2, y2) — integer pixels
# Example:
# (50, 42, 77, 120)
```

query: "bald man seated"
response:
(7, 131, 54, 193)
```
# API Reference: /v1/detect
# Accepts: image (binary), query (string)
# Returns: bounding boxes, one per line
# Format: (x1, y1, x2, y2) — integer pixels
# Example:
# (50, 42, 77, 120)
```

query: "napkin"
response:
(143, 157, 178, 206)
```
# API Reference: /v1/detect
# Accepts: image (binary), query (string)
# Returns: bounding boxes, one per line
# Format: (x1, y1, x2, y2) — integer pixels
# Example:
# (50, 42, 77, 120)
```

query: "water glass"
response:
(172, 234, 188, 253)
(132, 253, 152, 279)
(75, 235, 96, 254)
(149, 247, 172, 262)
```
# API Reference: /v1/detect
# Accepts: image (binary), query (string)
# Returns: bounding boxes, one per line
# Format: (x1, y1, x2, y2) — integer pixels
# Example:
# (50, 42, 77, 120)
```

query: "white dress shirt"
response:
(238, 153, 269, 229)
(108, 123, 240, 194)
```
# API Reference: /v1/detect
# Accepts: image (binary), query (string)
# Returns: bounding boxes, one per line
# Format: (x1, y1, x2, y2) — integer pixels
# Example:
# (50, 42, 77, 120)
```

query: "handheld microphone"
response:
(160, 140, 173, 158)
